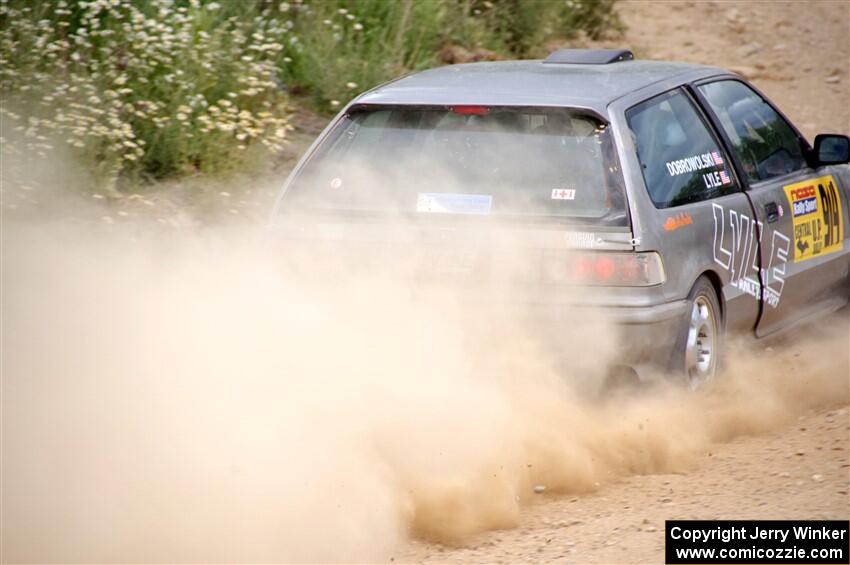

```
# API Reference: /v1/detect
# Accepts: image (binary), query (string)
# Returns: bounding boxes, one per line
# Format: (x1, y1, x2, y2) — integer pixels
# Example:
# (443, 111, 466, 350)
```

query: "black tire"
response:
(670, 276, 723, 388)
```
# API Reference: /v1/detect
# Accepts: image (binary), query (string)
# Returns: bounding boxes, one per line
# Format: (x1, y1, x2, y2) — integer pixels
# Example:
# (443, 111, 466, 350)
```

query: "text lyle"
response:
(711, 203, 789, 308)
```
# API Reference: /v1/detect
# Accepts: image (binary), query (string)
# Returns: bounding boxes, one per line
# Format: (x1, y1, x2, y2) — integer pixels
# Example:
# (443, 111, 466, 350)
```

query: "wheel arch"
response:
(696, 269, 726, 330)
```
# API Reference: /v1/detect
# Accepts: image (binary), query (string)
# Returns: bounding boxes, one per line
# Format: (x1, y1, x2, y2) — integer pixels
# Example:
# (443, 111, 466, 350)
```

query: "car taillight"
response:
(594, 256, 616, 280)
(541, 251, 666, 286)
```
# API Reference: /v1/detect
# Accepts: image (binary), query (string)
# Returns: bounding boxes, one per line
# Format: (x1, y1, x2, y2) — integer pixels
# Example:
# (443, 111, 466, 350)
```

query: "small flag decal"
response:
(551, 188, 576, 200)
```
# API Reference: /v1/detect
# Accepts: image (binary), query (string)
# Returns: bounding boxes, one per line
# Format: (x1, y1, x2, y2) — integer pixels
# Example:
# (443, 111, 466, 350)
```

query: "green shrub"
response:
(1, 0, 291, 189)
(464, 0, 623, 57)
(278, 0, 449, 111)
(0, 0, 621, 189)
(278, 0, 623, 110)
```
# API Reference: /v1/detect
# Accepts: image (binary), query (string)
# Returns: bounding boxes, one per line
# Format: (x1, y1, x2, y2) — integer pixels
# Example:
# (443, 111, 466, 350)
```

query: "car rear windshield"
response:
(279, 105, 627, 225)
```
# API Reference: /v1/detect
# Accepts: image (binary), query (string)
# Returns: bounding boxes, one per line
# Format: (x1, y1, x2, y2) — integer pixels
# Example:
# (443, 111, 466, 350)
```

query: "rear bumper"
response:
(515, 298, 689, 368)
(609, 300, 688, 366)
(523, 299, 688, 325)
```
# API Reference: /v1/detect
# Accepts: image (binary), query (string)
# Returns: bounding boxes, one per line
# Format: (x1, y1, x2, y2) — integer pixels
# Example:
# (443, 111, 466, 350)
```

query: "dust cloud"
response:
(1, 138, 848, 562)
(2, 206, 847, 563)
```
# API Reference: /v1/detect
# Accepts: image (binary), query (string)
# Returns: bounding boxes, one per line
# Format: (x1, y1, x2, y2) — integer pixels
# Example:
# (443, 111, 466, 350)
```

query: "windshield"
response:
(279, 105, 627, 225)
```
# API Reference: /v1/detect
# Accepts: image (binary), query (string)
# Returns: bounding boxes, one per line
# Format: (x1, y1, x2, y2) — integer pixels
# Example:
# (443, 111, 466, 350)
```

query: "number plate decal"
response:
(783, 175, 844, 262)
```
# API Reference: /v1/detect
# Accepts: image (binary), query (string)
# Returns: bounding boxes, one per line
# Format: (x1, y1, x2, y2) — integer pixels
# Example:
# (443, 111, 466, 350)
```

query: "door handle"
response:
(764, 201, 779, 223)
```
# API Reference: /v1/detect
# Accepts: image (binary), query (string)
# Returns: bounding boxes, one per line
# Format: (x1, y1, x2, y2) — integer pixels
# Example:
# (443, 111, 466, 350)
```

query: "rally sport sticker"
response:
(783, 175, 844, 262)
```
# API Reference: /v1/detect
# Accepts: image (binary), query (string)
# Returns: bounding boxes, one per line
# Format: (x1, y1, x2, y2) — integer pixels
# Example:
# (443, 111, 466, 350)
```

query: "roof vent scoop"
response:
(543, 48, 634, 65)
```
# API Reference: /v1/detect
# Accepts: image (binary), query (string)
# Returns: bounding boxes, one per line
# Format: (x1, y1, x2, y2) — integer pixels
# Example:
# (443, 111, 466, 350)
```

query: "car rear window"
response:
(279, 106, 628, 225)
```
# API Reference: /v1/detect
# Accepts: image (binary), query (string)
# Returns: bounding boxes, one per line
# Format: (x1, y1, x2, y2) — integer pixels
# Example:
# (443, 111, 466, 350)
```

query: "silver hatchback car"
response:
(271, 49, 850, 385)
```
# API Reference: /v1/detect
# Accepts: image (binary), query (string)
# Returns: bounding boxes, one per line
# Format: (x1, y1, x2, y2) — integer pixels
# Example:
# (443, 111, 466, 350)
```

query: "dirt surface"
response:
(400, 405, 849, 564)
(616, 0, 850, 139)
(397, 1, 850, 563)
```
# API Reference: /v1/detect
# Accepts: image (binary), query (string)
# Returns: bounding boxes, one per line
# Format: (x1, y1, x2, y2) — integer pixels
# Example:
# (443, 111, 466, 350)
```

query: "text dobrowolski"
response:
(712, 203, 789, 308)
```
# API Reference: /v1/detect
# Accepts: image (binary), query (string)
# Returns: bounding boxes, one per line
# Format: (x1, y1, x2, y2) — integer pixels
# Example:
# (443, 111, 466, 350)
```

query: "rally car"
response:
(270, 48, 850, 386)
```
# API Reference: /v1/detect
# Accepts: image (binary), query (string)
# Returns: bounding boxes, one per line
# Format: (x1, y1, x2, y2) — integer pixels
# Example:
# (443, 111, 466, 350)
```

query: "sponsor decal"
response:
(792, 196, 817, 217)
(663, 212, 694, 231)
(551, 188, 576, 200)
(703, 169, 732, 189)
(416, 193, 493, 215)
(783, 175, 844, 262)
(712, 203, 789, 308)
(665, 149, 727, 177)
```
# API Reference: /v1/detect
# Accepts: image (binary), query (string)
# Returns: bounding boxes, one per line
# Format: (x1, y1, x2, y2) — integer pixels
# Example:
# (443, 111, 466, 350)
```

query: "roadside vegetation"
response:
(0, 0, 621, 194)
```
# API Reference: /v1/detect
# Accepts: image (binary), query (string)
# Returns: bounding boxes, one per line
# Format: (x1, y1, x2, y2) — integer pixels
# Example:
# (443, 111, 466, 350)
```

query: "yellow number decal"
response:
(783, 175, 844, 262)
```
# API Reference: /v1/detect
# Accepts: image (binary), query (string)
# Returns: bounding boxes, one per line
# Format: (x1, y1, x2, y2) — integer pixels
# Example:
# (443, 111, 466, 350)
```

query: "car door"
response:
(693, 78, 848, 336)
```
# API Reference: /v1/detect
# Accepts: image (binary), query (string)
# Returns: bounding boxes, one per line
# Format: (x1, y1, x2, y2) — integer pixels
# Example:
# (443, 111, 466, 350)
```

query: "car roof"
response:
(355, 59, 727, 118)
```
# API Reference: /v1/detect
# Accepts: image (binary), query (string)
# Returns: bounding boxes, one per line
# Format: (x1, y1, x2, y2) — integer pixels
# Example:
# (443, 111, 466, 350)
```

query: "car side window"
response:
(626, 89, 738, 209)
(697, 80, 806, 183)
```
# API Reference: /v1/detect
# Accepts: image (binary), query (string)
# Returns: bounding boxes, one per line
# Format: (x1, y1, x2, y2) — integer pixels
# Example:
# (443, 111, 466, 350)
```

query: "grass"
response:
(0, 0, 621, 193)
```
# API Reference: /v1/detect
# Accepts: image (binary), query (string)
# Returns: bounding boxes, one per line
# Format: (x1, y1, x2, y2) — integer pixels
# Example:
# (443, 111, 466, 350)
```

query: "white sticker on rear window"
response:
(551, 188, 576, 200)
(416, 193, 492, 215)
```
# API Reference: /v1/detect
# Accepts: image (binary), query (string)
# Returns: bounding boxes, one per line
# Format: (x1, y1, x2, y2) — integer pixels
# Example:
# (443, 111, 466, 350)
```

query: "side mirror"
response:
(811, 134, 850, 166)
